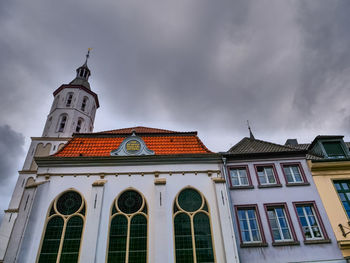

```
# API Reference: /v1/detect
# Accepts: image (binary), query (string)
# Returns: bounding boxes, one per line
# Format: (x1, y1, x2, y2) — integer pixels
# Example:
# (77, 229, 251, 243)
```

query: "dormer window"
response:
(66, 93, 74, 107)
(322, 141, 347, 159)
(81, 97, 88, 111)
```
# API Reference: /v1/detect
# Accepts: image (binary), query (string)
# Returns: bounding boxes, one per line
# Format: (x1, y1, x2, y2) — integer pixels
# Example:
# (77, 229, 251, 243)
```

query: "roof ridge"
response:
(95, 126, 189, 134)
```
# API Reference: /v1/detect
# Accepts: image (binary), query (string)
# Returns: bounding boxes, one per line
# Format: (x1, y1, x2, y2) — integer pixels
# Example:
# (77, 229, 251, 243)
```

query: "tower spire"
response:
(70, 49, 92, 89)
(247, 120, 255, 140)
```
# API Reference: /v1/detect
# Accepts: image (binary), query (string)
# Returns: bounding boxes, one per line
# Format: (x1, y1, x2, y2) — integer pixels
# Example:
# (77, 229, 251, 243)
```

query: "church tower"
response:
(0, 52, 99, 262)
(21, 50, 99, 171)
(42, 49, 99, 137)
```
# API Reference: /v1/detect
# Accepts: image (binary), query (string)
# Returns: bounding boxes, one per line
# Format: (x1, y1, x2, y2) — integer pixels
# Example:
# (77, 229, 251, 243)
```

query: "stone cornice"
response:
(310, 160, 350, 173)
(37, 170, 220, 178)
(35, 154, 221, 167)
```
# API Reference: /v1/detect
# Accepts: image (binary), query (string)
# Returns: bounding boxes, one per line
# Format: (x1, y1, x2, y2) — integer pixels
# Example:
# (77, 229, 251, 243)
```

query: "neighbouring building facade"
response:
(290, 136, 350, 260)
(222, 135, 346, 263)
(0, 55, 239, 263)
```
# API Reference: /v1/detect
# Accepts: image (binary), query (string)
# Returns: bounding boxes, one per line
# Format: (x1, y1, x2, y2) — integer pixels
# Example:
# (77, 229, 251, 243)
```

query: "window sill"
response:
(230, 185, 254, 190)
(304, 239, 331, 245)
(240, 242, 268, 248)
(258, 184, 282, 189)
(286, 182, 310, 187)
(272, 241, 300, 246)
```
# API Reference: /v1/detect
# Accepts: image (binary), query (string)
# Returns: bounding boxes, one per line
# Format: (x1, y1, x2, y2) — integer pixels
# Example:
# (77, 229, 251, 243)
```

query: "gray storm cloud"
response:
(0, 1, 349, 212)
(0, 125, 25, 221)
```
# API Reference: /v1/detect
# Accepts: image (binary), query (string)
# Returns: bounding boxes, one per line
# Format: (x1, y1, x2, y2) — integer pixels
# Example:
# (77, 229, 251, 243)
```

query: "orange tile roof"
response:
(54, 127, 211, 157)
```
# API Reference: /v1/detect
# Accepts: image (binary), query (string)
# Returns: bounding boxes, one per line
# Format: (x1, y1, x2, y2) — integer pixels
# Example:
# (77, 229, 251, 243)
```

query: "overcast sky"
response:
(1, 0, 350, 220)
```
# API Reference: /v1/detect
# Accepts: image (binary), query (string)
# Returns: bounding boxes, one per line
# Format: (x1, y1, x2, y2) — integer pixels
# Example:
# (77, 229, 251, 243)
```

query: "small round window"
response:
(56, 191, 82, 215)
(117, 190, 143, 214)
(177, 188, 203, 212)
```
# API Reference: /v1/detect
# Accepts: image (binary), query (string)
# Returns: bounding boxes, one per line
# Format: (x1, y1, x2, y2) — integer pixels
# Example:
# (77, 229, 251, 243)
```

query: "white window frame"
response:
(230, 167, 249, 186)
(238, 209, 262, 243)
(257, 166, 277, 185)
(284, 165, 303, 183)
(267, 207, 293, 242)
(297, 205, 324, 240)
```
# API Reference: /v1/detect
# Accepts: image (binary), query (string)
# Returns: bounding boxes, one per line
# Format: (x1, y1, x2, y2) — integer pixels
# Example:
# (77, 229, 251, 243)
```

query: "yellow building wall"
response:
(310, 161, 350, 258)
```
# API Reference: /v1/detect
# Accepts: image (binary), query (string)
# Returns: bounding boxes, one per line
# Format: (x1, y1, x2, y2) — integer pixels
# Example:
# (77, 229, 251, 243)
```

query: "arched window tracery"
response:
(107, 189, 148, 263)
(81, 97, 88, 111)
(173, 188, 215, 263)
(37, 190, 85, 263)
(57, 114, 68, 133)
(66, 92, 74, 107)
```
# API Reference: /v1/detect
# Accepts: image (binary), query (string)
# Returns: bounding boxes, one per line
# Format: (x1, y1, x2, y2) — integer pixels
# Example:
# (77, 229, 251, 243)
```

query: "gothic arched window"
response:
(81, 97, 88, 111)
(107, 189, 148, 263)
(57, 114, 68, 132)
(173, 188, 215, 263)
(66, 92, 74, 107)
(38, 190, 85, 263)
(75, 118, 84, 133)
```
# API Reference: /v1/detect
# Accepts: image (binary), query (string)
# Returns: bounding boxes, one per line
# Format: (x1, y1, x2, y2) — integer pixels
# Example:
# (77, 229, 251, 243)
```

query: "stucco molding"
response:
(92, 179, 107, 186)
(4, 208, 19, 213)
(310, 161, 350, 173)
(25, 181, 49, 189)
(212, 177, 226, 183)
(37, 170, 221, 178)
(154, 178, 166, 185)
(35, 154, 221, 167)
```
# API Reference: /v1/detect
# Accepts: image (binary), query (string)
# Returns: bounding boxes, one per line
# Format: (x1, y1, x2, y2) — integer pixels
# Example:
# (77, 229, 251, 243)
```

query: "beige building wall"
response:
(310, 161, 350, 259)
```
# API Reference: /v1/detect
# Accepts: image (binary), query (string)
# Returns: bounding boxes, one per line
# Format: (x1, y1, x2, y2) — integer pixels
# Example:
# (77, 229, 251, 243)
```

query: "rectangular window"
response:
(228, 166, 252, 188)
(265, 204, 297, 244)
(255, 164, 280, 186)
(334, 180, 350, 218)
(281, 163, 308, 185)
(322, 141, 346, 159)
(294, 202, 327, 241)
(235, 205, 266, 246)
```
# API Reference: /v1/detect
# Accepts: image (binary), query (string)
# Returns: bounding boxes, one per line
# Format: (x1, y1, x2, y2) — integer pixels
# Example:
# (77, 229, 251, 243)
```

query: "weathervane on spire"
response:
(247, 120, 255, 140)
(85, 48, 92, 64)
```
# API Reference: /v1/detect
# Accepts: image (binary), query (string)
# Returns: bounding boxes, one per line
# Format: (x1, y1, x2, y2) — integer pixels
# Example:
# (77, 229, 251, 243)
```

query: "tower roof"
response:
(70, 49, 92, 89)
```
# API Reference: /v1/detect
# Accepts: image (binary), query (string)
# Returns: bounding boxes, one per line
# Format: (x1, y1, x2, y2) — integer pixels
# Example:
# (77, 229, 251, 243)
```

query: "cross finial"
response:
(85, 48, 92, 64)
(247, 120, 255, 140)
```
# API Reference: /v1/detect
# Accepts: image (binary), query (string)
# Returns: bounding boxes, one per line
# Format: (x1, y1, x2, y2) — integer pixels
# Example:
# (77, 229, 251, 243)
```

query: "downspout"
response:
(221, 156, 240, 263)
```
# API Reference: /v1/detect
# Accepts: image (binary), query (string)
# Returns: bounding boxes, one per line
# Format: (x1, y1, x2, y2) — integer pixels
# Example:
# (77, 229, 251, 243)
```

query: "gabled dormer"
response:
(308, 135, 350, 159)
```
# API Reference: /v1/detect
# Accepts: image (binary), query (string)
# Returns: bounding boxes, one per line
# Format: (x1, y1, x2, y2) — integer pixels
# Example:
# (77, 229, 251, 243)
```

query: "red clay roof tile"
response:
(54, 127, 211, 157)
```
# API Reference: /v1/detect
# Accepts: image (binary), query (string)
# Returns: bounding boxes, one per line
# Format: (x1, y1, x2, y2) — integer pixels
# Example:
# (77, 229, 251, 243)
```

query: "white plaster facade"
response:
(2, 161, 239, 263)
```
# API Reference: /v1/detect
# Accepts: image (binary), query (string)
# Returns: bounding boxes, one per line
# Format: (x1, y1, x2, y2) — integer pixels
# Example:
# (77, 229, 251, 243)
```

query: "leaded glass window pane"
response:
(174, 213, 194, 263)
(38, 216, 64, 263)
(108, 215, 128, 262)
(178, 189, 202, 212)
(129, 215, 147, 263)
(118, 190, 143, 214)
(194, 213, 214, 263)
(60, 216, 84, 263)
(56, 191, 82, 215)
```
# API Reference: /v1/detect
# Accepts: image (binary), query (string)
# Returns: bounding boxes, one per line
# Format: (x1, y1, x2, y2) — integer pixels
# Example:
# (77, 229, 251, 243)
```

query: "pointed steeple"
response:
(70, 49, 92, 89)
(247, 120, 255, 140)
